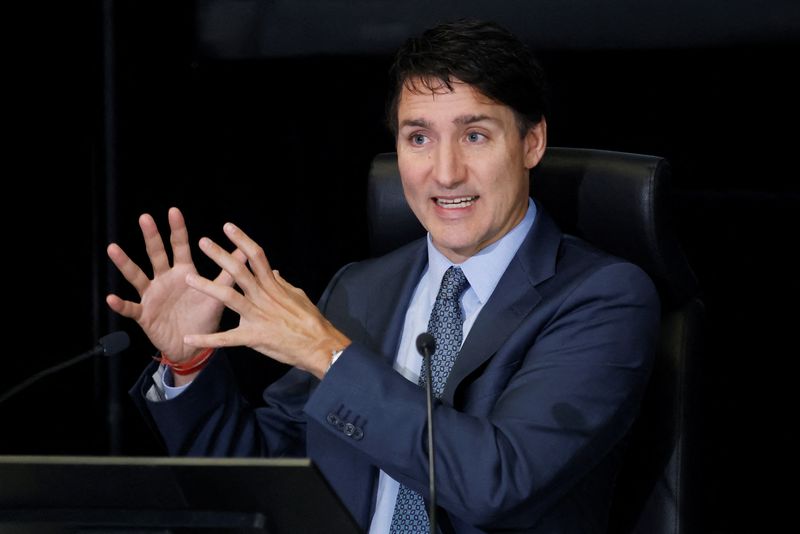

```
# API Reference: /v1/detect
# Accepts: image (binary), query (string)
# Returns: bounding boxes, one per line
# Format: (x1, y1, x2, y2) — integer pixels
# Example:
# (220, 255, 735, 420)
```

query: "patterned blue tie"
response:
(390, 266, 470, 533)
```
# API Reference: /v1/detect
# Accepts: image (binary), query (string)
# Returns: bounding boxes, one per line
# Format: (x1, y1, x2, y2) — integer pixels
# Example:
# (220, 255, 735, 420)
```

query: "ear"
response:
(523, 118, 547, 169)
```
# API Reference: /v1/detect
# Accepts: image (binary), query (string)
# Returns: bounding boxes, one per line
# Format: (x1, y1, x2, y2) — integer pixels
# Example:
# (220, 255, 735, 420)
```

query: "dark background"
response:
(4, 2, 798, 532)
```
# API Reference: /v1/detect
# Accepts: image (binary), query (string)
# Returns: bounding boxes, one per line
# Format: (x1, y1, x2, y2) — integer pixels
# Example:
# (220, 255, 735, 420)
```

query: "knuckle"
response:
(252, 246, 266, 262)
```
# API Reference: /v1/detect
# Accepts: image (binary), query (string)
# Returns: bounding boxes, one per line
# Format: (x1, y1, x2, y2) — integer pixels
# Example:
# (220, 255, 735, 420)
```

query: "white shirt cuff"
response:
(145, 364, 192, 402)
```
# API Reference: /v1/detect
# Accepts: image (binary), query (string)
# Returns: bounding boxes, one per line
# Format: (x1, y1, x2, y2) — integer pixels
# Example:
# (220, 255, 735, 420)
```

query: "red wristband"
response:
(153, 347, 215, 376)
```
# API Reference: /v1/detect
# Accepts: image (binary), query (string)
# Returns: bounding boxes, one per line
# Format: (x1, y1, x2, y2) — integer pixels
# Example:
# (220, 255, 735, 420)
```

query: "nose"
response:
(431, 141, 466, 188)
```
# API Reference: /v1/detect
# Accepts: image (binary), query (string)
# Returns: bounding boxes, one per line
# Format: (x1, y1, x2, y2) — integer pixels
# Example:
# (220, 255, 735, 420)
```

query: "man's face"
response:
(396, 78, 547, 263)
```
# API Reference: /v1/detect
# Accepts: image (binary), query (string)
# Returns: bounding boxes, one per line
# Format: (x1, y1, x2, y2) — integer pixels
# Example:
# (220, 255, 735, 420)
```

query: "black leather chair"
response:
(366, 147, 703, 534)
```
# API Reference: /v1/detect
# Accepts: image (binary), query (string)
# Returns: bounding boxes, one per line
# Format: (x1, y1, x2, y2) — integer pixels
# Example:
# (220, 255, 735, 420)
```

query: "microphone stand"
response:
(416, 333, 437, 534)
(423, 349, 436, 534)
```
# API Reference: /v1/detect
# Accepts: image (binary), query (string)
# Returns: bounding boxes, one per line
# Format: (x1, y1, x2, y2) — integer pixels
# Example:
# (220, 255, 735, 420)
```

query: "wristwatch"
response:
(327, 348, 344, 374)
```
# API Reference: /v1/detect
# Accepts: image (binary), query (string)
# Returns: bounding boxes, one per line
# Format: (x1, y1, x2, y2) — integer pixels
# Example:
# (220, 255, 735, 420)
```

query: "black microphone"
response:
(416, 332, 438, 534)
(0, 331, 130, 404)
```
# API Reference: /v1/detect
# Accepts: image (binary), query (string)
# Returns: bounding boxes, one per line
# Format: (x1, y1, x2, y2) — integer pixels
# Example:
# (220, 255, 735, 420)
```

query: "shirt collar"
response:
(425, 198, 536, 305)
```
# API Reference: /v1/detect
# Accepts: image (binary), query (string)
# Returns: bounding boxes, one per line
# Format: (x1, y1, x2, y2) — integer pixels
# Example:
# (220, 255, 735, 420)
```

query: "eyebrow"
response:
(398, 114, 498, 130)
(453, 114, 497, 126)
(399, 118, 432, 129)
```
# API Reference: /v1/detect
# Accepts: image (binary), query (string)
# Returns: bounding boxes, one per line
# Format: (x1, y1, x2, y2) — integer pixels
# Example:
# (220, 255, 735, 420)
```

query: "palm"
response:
(138, 262, 224, 360)
(106, 208, 239, 364)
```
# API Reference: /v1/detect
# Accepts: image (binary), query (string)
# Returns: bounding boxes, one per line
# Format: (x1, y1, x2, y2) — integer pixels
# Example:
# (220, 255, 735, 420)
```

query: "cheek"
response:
(399, 175, 427, 218)
(399, 161, 427, 198)
(477, 157, 518, 193)
(485, 163, 529, 209)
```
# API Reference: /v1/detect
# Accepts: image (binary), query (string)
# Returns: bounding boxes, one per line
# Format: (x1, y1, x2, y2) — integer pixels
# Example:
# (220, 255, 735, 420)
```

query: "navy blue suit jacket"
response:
(132, 203, 660, 533)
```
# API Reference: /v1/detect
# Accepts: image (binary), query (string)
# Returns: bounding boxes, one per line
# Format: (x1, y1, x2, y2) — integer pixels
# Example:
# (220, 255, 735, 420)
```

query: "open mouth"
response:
(434, 195, 479, 209)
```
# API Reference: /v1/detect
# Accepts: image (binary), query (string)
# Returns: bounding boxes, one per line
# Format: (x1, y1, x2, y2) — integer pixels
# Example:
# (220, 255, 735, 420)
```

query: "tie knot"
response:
(438, 266, 469, 301)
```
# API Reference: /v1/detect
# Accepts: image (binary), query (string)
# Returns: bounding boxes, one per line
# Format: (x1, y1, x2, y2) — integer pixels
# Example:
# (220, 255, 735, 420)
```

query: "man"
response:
(108, 20, 660, 533)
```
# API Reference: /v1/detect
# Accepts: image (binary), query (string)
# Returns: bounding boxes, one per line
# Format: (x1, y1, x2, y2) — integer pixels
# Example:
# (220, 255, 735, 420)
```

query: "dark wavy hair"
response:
(387, 19, 547, 138)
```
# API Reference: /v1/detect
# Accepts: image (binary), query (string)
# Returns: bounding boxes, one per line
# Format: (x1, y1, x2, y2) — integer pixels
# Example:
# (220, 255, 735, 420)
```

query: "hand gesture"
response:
(106, 207, 244, 363)
(181, 222, 350, 379)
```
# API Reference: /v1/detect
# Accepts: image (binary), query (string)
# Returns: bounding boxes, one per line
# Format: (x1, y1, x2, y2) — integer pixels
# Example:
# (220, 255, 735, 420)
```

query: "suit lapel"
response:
(366, 239, 429, 363)
(441, 205, 564, 405)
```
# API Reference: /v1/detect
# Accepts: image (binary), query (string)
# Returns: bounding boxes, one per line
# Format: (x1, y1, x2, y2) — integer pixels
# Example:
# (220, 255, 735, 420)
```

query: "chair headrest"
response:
(367, 148, 699, 308)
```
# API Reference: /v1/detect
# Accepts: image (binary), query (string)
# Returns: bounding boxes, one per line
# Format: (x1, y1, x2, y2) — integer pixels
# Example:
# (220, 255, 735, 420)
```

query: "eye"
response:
(410, 134, 428, 146)
(466, 131, 486, 143)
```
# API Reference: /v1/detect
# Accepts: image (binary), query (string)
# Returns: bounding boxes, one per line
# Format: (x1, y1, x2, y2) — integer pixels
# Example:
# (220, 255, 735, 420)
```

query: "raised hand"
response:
(106, 207, 244, 363)
(182, 222, 351, 379)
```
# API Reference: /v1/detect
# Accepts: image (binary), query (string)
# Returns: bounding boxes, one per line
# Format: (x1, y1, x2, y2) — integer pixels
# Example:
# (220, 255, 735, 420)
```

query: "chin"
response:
(430, 233, 480, 260)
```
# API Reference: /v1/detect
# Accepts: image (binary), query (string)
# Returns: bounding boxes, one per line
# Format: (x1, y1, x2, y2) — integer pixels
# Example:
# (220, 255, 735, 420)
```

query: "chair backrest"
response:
(366, 147, 703, 534)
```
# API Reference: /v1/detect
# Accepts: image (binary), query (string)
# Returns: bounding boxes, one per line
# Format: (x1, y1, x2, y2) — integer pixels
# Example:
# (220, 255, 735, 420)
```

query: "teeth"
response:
(436, 196, 478, 209)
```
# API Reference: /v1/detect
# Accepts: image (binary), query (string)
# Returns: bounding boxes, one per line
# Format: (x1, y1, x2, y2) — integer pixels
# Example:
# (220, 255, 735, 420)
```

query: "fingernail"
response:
(224, 223, 236, 233)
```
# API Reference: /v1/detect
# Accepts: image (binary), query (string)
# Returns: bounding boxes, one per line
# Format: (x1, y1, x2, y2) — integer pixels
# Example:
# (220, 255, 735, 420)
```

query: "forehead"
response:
(397, 77, 508, 123)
